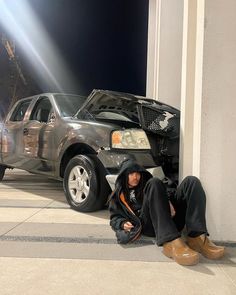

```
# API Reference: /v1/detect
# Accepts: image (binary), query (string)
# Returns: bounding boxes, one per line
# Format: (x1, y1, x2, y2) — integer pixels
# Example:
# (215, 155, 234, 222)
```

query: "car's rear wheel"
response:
(0, 165, 6, 181)
(63, 155, 101, 212)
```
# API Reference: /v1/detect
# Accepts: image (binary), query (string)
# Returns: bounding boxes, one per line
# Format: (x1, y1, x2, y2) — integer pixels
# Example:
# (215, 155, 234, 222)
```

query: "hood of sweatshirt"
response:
(115, 159, 152, 192)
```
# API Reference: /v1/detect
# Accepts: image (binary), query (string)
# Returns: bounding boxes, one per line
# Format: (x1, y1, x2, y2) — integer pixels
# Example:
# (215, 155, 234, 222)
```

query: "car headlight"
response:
(111, 129, 151, 149)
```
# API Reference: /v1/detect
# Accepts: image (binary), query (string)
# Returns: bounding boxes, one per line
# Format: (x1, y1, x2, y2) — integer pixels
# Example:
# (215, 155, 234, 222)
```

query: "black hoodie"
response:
(109, 159, 152, 244)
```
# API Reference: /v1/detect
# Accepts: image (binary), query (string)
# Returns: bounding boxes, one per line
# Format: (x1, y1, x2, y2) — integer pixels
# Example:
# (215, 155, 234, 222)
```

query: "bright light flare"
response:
(0, 0, 79, 93)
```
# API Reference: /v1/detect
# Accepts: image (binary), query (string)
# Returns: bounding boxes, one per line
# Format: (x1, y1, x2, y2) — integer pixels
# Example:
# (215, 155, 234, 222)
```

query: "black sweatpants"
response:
(140, 176, 208, 246)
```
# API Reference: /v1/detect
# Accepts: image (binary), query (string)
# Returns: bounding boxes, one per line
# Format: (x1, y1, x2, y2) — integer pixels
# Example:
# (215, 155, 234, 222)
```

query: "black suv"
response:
(0, 89, 180, 212)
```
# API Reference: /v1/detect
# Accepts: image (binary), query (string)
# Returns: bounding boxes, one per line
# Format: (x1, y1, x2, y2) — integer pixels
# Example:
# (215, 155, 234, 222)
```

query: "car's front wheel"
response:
(63, 155, 101, 212)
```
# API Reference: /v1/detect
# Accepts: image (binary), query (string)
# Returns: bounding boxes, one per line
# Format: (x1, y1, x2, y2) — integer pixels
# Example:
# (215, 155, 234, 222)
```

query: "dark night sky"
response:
(0, 0, 149, 117)
(28, 0, 149, 95)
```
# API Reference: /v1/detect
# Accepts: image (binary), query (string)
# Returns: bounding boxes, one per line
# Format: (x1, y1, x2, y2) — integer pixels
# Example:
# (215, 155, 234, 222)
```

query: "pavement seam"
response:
(0, 235, 156, 245)
(0, 205, 69, 209)
(0, 199, 56, 237)
(217, 263, 236, 289)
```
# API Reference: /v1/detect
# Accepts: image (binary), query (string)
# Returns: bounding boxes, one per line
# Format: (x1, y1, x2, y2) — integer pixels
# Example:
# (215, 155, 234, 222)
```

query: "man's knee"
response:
(144, 177, 165, 198)
(146, 177, 163, 189)
(182, 176, 201, 186)
(181, 176, 205, 197)
(146, 177, 163, 187)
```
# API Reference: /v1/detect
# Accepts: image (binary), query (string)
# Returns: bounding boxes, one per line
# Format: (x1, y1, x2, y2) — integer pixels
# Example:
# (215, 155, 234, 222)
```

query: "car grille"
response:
(138, 105, 180, 138)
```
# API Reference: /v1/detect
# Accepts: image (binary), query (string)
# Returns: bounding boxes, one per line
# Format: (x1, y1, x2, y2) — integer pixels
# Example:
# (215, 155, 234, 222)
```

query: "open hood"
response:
(76, 89, 180, 139)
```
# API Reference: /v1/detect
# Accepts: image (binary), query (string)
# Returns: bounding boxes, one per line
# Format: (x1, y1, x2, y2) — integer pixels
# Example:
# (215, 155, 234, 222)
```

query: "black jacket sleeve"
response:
(109, 198, 128, 231)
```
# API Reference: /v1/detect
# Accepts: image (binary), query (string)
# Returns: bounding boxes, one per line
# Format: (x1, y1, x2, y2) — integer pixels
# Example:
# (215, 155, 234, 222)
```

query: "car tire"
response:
(89, 154, 111, 208)
(63, 155, 101, 212)
(0, 165, 6, 181)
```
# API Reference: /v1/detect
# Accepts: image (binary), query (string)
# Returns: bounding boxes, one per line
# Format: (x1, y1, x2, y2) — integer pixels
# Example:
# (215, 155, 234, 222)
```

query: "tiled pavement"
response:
(0, 169, 235, 295)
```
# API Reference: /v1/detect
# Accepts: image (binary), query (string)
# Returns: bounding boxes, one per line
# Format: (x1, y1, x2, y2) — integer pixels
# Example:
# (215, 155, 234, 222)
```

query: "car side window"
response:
(9, 99, 31, 122)
(30, 97, 52, 123)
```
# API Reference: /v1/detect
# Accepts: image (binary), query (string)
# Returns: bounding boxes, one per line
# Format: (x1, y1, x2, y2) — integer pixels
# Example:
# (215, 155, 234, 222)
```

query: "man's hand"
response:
(123, 221, 134, 232)
(169, 201, 176, 217)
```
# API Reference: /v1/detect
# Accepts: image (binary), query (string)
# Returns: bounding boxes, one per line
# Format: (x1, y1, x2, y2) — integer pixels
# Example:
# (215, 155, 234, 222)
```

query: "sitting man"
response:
(109, 159, 225, 266)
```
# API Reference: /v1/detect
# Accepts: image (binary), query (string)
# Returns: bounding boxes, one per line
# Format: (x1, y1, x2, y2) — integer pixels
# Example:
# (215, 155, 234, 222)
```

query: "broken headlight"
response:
(111, 129, 151, 149)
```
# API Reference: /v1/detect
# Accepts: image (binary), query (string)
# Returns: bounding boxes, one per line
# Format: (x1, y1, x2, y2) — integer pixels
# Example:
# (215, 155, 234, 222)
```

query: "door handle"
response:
(23, 128, 29, 135)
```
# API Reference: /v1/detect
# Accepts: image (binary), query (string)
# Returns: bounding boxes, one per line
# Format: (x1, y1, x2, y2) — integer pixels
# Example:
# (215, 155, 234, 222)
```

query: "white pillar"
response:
(146, 0, 183, 109)
(200, 0, 236, 241)
(146, 0, 161, 100)
(147, 0, 236, 242)
(180, 0, 205, 180)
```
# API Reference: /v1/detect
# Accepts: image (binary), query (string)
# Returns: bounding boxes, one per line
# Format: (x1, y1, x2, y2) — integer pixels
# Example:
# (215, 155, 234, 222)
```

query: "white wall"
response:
(146, 0, 183, 109)
(200, 0, 236, 241)
(158, 0, 183, 109)
(147, 0, 236, 242)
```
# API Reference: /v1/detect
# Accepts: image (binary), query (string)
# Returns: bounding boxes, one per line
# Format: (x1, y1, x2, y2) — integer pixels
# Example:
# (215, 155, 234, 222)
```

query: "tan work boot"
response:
(163, 238, 199, 266)
(187, 234, 225, 260)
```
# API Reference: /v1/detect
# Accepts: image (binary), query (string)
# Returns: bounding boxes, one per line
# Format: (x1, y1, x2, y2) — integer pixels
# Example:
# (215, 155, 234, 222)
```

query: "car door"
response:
(1, 98, 32, 167)
(22, 96, 56, 175)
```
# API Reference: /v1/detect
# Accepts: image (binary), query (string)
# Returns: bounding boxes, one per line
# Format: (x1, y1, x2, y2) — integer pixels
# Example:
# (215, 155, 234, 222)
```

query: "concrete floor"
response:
(0, 169, 235, 295)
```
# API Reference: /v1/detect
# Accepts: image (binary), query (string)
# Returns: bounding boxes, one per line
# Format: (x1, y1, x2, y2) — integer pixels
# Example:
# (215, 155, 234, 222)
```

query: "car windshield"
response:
(54, 94, 87, 117)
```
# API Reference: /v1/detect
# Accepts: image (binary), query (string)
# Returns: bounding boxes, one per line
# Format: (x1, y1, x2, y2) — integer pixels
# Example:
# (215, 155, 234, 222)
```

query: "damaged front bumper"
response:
(105, 166, 166, 190)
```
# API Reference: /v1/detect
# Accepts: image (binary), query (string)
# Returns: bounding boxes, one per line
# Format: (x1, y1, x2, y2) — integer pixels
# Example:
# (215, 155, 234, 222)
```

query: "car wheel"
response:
(63, 155, 100, 212)
(0, 165, 6, 181)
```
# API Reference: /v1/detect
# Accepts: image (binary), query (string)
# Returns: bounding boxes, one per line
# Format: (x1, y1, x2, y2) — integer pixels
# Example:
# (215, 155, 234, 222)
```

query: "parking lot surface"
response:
(0, 169, 235, 295)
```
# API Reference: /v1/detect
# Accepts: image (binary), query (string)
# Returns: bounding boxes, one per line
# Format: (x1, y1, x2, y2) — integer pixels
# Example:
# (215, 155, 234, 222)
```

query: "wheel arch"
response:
(59, 143, 97, 178)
